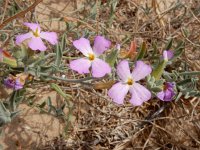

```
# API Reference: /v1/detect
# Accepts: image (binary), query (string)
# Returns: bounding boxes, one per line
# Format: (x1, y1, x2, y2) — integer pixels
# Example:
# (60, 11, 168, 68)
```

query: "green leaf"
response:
(47, 97, 52, 113)
(61, 34, 66, 52)
(151, 60, 167, 80)
(175, 92, 183, 102)
(181, 28, 189, 38)
(163, 71, 178, 81)
(38, 101, 46, 108)
(50, 83, 72, 99)
(9, 90, 25, 111)
(173, 41, 184, 58)
(108, 0, 119, 26)
(0, 102, 11, 126)
(152, 41, 158, 57)
(61, 103, 66, 111)
(3, 57, 17, 67)
(0, 144, 3, 150)
(55, 42, 63, 67)
(55, 110, 63, 116)
(10, 110, 21, 119)
(165, 38, 173, 50)
(106, 49, 118, 67)
(21, 44, 29, 59)
(9, 91, 17, 112)
(151, 87, 163, 92)
(137, 42, 147, 60)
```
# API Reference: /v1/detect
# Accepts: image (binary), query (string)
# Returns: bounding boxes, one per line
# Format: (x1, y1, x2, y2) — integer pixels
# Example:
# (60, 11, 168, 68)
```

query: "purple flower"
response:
(4, 77, 23, 90)
(16, 22, 58, 51)
(157, 82, 175, 101)
(70, 36, 111, 78)
(108, 60, 152, 106)
(163, 50, 174, 61)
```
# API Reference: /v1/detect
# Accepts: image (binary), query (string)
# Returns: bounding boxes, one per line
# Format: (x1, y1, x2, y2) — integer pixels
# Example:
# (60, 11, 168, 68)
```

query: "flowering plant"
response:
(0, 21, 200, 149)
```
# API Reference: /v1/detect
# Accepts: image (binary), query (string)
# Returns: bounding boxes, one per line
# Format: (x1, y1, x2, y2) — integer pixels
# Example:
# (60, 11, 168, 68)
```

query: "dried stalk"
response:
(0, 0, 43, 29)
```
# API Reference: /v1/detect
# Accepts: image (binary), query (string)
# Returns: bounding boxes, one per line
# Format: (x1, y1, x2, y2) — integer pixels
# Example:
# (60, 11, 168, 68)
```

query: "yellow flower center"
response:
(88, 53, 95, 61)
(32, 28, 40, 37)
(126, 78, 133, 85)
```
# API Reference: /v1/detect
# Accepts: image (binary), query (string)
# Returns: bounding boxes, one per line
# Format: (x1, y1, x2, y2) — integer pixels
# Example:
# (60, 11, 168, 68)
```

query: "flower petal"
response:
(108, 82, 129, 105)
(129, 83, 151, 106)
(157, 91, 165, 101)
(24, 22, 41, 32)
(116, 43, 121, 51)
(28, 37, 46, 51)
(14, 79, 23, 90)
(16, 33, 32, 45)
(40, 32, 58, 45)
(167, 50, 174, 59)
(73, 38, 93, 56)
(163, 50, 174, 61)
(157, 82, 175, 101)
(93, 36, 111, 56)
(132, 61, 152, 81)
(117, 60, 131, 81)
(4, 78, 23, 90)
(166, 82, 175, 89)
(157, 90, 174, 101)
(163, 89, 175, 101)
(70, 58, 91, 74)
(91, 58, 111, 78)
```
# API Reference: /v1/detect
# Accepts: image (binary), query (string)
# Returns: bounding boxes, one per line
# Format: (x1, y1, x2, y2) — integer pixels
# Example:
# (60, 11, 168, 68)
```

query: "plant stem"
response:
(39, 72, 94, 83)
(179, 71, 200, 76)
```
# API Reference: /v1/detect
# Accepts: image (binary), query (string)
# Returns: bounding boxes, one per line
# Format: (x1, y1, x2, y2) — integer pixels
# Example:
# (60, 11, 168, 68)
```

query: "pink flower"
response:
(16, 22, 58, 51)
(70, 36, 111, 78)
(157, 82, 175, 101)
(108, 60, 152, 106)
(163, 50, 174, 61)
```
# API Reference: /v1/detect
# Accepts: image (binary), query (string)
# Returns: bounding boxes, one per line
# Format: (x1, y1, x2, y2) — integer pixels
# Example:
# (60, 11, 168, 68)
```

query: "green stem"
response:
(38, 72, 94, 83)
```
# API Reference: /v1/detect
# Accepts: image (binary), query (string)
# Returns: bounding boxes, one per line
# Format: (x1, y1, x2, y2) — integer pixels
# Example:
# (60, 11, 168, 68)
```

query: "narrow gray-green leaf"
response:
(50, 83, 72, 99)
(165, 38, 173, 50)
(137, 42, 147, 60)
(106, 49, 118, 67)
(55, 43, 62, 67)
